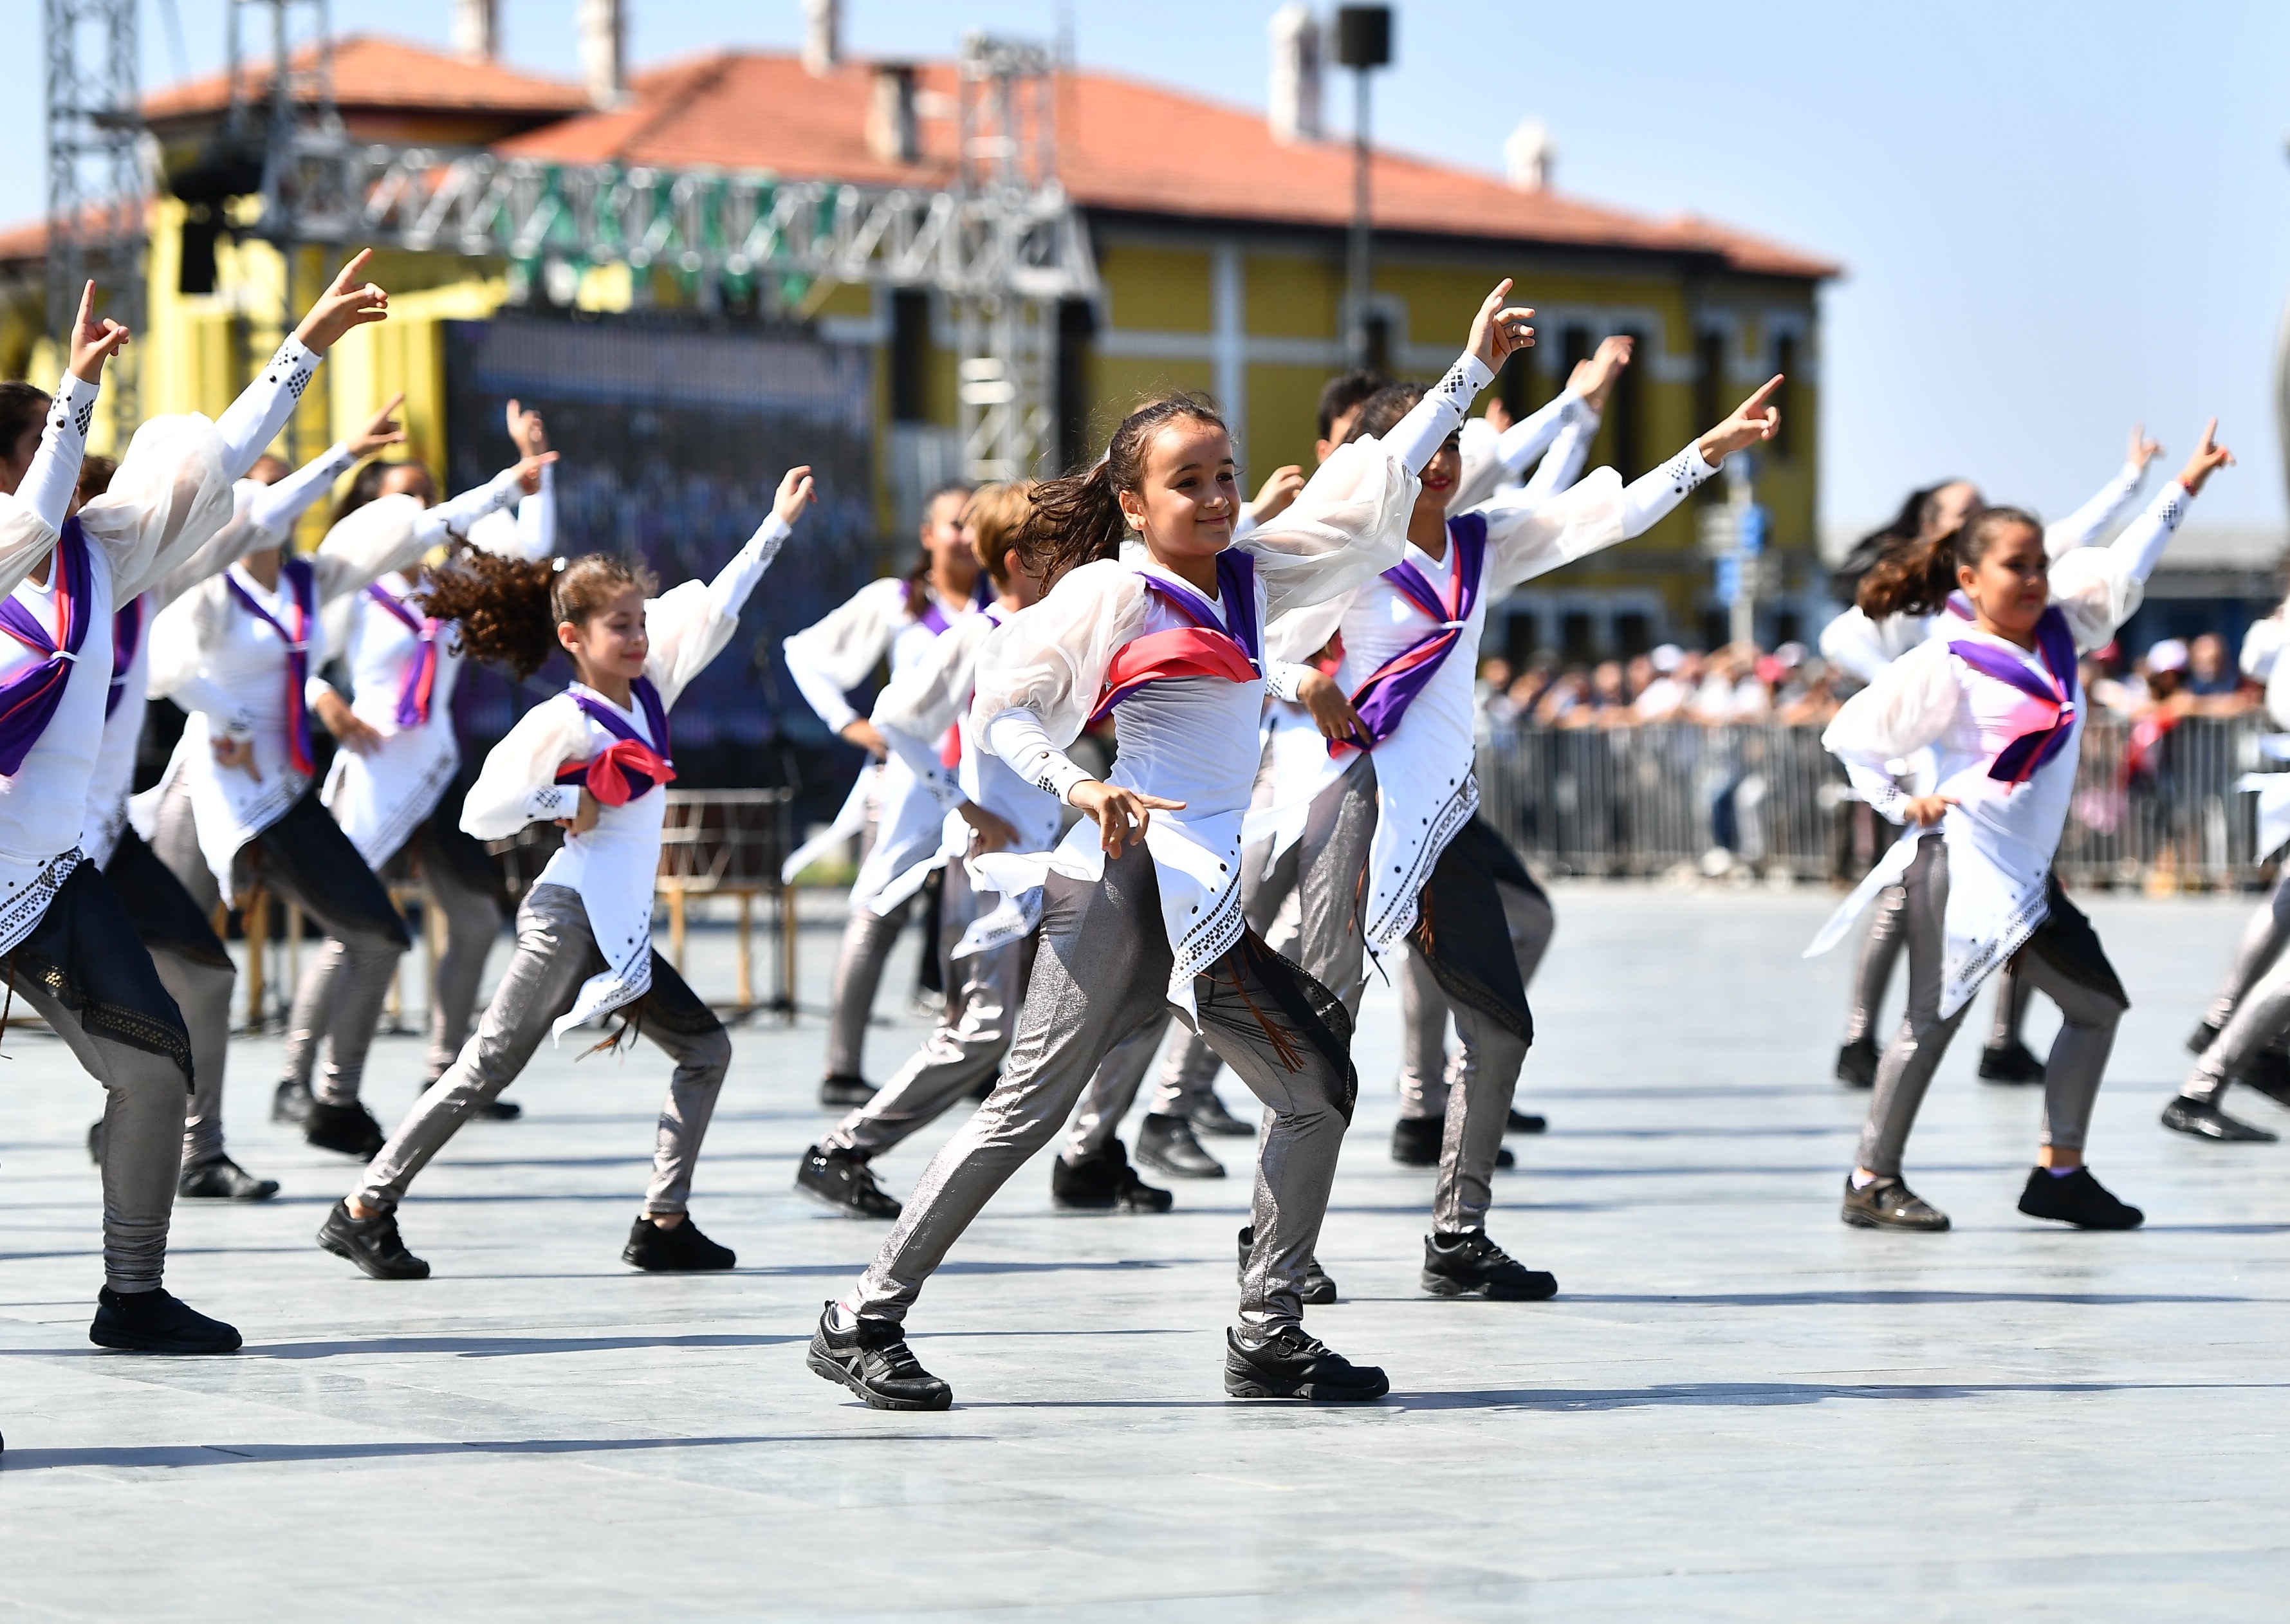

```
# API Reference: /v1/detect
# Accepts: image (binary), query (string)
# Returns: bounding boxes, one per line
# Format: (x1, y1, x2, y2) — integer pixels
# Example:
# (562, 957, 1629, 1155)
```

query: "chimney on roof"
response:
(804, 0, 842, 77)
(1268, 4, 1322, 145)
(452, 0, 499, 61)
(578, 0, 625, 107)
(867, 65, 920, 165)
(1504, 118, 1555, 192)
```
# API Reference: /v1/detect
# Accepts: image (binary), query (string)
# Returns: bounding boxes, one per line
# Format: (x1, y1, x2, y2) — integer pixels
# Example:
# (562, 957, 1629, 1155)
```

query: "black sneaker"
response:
(622, 1214, 735, 1271)
(2017, 1166, 2143, 1230)
(88, 1286, 242, 1354)
(86, 1118, 104, 1165)
(1421, 1229, 1558, 1300)
(1136, 1113, 1226, 1179)
(1977, 1040, 2045, 1085)
(819, 1074, 875, 1109)
(2239, 1049, 2290, 1111)
(797, 1143, 903, 1218)
(2161, 1094, 2278, 1143)
(1835, 1037, 1879, 1089)
(1840, 1173, 1950, 1232)
(806, 1302, 952, 1410)
(316, 1199, 430, 1280)
(1051, 1140, 1174, 1212)
(178, 1157, 279, 1201)
(1223, 1324, 1388, 1401)
(479, 1098, 523, 1120)
(304, 1100, 386, 1159)
(1390, 1115, 1443, 1166)
(1188, 1090, 1256, 1138)
(1506, 1109, 1547, 1134)
(271, 1078, 314, 1125)
(2187, 1019, 2224, 1055)
(1235, 1224, 1338, 1305)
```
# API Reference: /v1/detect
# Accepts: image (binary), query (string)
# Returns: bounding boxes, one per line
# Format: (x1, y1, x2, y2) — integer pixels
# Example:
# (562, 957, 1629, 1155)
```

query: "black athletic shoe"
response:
(966, 1073, 999, 1102)
(1136, 1112, 1226, 1179)
(86, 1118, 104, 1165)
(1235, 1224, 1338, 1304)
(819, 1074, 875, 1109)
(2160, 1095, 2278, 1143)
(806, 1302, 952, 1410)
(479, 1098, 522, 1120)
(1421, 1229, 1558, 1300)
(1835, 1037, 1879, 1090)
(316, 1199, 430, 1280)
(797, 1143, 903, 1219)
(1506, 1109, 1547, 1134)
(2187, 1019, 2224, 1056)
(1223, 1324, 1388, 1401)
(1977, 1040, 2045, 1085)
(622, 1214, 735, 1271)
(88, 1286, 241, 1354)
(1390, 1115, 1443, 1166)
(1188, 1090, 1257, 1138)
(1051, 1140, 1174, 1212)
(303, 1100, 387, 1159)
(2239, 1049, 2290, 1111)
(2017, 1166, 2143, 1230)
(271, 1078, 314, 1125)
(178, 1157, 279, 1201)
(1840, 1173, 1950, 1232)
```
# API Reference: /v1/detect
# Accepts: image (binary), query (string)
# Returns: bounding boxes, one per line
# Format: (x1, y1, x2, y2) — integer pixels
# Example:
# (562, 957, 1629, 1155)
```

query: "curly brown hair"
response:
(414, 548, 656, 678)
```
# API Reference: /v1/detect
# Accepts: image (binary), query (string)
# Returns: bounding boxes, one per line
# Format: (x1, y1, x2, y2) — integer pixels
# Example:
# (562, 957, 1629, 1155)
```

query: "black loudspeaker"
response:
(1334, 6, 1392, 69)
(178, 208, 218, 297)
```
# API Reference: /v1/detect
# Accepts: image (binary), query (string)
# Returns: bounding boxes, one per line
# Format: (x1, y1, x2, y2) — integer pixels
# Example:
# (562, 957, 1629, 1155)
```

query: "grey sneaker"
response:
(1840, 1173, 1950, 1232)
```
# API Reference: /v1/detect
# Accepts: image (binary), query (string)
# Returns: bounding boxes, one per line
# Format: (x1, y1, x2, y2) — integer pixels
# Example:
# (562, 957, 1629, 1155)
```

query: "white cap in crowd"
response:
(1650, 644, 1684, 674)
(2147, 638, 2190, 675)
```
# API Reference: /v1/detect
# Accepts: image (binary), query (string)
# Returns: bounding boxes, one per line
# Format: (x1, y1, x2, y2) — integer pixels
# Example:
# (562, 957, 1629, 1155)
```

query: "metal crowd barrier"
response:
(1475, 715, 2284, 890)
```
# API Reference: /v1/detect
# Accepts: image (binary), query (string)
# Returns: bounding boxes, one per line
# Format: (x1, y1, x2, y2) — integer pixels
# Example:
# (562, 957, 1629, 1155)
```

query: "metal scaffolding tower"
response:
(43, 0, 145, 421)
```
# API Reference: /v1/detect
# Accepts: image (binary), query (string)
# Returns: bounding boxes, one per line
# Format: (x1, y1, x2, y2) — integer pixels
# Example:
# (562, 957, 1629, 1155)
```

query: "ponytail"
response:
(1017, 394, 1227, 582)
(1854, 504, 2045, 620)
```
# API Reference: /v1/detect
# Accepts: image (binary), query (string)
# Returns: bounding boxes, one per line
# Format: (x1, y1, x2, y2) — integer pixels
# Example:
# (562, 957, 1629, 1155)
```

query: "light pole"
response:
(1334, 6, 1390, 373)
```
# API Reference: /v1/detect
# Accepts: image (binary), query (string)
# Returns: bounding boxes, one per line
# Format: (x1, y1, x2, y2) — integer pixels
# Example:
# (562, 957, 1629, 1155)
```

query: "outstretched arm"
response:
(212, 251, 389, 481)
(2044, 423, 2161, 560)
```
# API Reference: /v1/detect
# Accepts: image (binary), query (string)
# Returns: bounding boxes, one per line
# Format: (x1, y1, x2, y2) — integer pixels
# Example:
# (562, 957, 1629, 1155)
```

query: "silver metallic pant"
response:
(1395, 875, 1553, 1121)
(1857, 835, 2122, 1174)
(853, 841, 1356, 1331)
(355, 883, 731, 1215)
(1845, 876, 2031, 1052)
(830, 858, 1031, 1157)
(2184, 871, 2290, 1103)
(151, 945, 235, 1167)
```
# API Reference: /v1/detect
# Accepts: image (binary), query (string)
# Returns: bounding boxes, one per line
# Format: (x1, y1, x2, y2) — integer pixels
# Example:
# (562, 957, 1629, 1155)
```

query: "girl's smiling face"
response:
(1118, 418, 1241, 568)
(558, 584, 649, 683)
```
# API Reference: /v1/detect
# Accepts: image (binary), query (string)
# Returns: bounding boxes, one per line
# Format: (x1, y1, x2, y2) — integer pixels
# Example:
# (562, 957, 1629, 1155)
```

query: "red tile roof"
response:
(142, 33, 591, 125)
(0, 201, 146, 268)
(495, 51, 1836, 281)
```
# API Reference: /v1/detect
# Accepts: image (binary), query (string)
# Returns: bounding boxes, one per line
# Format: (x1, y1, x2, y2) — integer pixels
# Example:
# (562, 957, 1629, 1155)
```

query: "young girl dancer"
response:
(1819, 429, 2162, 1091)
(797, 483, 1065, 1218)
(311, 400, 559, 1120)
(138, 424, 555, 1161)
(0, 263, 387, 1352)
(784, 482, 978, 1107)
(80, 402, 403, 1200)
(1264, 363, 1785, 1304)
(315, 466, 814, 1280)
(1811, 424, 2232, 1230)
(807, 281, 1540, 1411)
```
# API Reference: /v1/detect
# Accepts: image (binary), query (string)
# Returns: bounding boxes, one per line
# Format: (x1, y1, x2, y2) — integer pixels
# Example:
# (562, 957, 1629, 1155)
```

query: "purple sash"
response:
(554, 676, 675, 802)
(226, 558, 319, 777)
(0, 519, 94, 774)
(1339, 515, 1485, 755)
(106, 592, 143, 719)
(918, 599, 956, 637)
(365, 582, 440, 728)
(1949, 605, 2080, 786)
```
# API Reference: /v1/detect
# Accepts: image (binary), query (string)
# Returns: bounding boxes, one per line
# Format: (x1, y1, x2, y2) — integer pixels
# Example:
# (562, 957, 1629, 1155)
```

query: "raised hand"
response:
(1069, 780, 1185, 859)
(2127, 422, 2162, 474)
(293, 249, 389, 355)
(506, 398, 550, 458)
(2177, 418, 2233, 495)
(347, 392, 407, 460)
(512, 450, 560, 496)
(1246, 465, 1305, 526)
(1571, 334, 1635, 413)
(773, 465, 817, 526)
(1466, 279, 1536, 373)
(66, 282, 131, 385)
(1697, 374, 1784, 466)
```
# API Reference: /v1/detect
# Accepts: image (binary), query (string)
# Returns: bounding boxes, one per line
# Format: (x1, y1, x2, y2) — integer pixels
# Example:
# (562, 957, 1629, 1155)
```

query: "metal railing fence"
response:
(1475, 715, 2283, 890)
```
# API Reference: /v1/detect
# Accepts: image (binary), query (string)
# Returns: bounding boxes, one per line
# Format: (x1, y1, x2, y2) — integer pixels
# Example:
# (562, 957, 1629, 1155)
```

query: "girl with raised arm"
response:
(806, 284, 1537, 1412)
(315, 466, 814, 1281)
(309, 399, 560, 1123)
(1811, 425, 2233, 1232)
(138, 405, 555, 1164)
(0, 261, 386, 1354)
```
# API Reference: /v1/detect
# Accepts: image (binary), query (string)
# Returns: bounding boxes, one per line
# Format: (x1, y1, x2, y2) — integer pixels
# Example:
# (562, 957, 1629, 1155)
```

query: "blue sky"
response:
(8, 0, 2287, 533)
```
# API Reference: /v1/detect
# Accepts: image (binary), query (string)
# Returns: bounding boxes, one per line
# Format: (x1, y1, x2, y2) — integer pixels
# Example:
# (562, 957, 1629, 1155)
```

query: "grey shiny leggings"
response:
(831, 860, 1031, 1158)
(1857, 835, 2123, 1174)
(854, 842, 1354, 1331)
(2198, 868, 2290, 1038)
(1395, 875, 1554, 1121)
(1845, 876, 2031, 1052)
(826, 901, 916, 1081)
(151, 945, 235, 1167)
(357, 883, 730, 1215)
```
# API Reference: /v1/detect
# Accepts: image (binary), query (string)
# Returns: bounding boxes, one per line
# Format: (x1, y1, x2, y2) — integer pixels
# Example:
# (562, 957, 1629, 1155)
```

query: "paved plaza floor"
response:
(2, 881, 2287, 1619)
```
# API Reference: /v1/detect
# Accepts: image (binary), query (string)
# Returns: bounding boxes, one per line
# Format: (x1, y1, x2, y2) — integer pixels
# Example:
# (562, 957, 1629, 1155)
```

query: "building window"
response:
(889, 289, 930, 423)
(1361, 309, 1392, 376)
(1560, 609, 1596, 665)
(1057, 299, 1097, 473)
(1694, 327, 1726, 504)
(1612, 611, 1651, 658)
(1771, 331, 1798, 462)
(1611, 327, 1644, 475)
